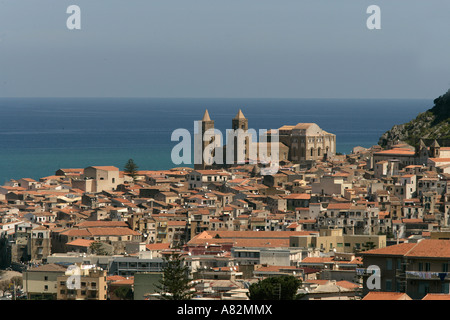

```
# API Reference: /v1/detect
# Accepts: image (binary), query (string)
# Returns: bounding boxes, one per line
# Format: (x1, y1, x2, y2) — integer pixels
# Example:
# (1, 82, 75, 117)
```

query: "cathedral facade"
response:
(194, 110, 336, 170)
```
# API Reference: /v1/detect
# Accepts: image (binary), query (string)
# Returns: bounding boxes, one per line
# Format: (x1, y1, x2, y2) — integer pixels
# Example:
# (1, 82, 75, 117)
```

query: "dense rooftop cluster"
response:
(1, 138, 450, 300)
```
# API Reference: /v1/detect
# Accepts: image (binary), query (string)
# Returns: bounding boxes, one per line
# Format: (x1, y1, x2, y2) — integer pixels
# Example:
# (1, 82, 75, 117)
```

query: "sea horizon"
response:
(0, 97, 432, 183)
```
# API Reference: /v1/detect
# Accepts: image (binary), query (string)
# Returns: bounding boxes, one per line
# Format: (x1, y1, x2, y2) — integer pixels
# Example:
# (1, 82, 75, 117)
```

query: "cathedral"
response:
(194, 109, 336, 170)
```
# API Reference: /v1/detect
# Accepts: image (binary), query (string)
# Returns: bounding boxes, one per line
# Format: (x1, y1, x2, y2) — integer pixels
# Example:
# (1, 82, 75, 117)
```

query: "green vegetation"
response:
(155, 251, 194, 300)
(89, 241, 109, 256)
(247, 275, 303, 300)
(124, 158, 139, 180)
(113, 286, 134, 300)
(379, 89, 450, 147)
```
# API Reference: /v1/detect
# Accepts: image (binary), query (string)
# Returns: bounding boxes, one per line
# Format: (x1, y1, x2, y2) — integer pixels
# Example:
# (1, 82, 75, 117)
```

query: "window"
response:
(443, 263, 449, 273)
(443, 283, 450, 294)
(386, 258, 393, 270)
(385, 279, 392, 291)
(44, 285, 48, 291)
(44, 276, 48, 281)
(419, 283, 430, 294)
(425, 262, 431, 272)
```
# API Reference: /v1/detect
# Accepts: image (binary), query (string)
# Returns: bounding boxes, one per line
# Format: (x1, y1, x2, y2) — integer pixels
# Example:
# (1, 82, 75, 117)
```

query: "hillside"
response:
(378, 89, 450, 147)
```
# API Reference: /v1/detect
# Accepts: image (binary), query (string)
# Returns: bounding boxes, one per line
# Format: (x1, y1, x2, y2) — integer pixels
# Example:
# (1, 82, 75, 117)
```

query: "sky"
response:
(0, 0, 450, 99)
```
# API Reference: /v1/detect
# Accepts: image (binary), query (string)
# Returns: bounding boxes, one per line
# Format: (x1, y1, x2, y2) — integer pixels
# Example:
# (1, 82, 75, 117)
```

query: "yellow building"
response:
(289, 228, 386, 253)
(23, 263, 68, 300)
(57, 265, 108, 300)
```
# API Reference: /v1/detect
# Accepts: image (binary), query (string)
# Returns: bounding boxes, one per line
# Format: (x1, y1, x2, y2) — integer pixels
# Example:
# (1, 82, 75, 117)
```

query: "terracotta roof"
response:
(335, 280, 360, 290)
(361, 242, 416, 256)
(374, 148, 415, 156)
(90, 166, 119, 171)
(110, 278, 134, 286)
(87, 227, 140, 236)
(146, 243, 170, 251)
(402, 218, 424, 224)
(255, 265, 301, 272)
(362, 239, 450, 259)
(404, 239, 450, 258)
(300, 257, 334, 264)
(422, 293, 450, 300)
(107, 275, 127, 282)
(75, 221, 129, 228)
(327, 202, 352, 210)
(428, 158, 450, 163)
(66, 238, 95, 247)
(283, 193, 311, 200)
(27, 263, 68, 273)
(187, 230, 315, 248)
(362, 292, 412, 300)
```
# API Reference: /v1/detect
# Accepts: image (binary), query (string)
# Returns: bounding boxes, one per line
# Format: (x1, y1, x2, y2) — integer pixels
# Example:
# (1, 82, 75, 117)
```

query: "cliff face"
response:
(378, 89, 450, 147)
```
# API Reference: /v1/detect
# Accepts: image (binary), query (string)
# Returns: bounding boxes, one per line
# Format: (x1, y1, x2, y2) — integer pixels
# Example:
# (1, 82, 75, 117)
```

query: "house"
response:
(188, 170, 231, 189)
(289, 227, 386, 253)
(23, 263, 68, 300)
(57, 265, 108, 300)
(359, 239, 450, 299)
(73, 166, 122, 193)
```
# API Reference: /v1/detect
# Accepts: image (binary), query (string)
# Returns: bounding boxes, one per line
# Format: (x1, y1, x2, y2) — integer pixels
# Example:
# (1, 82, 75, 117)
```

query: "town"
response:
(1, 109, 450, 301)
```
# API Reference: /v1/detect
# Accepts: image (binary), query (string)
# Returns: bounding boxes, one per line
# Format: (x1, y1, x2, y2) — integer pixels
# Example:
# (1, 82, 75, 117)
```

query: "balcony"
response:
(356, 268, 378, 276)
(398, 271, 450, 281)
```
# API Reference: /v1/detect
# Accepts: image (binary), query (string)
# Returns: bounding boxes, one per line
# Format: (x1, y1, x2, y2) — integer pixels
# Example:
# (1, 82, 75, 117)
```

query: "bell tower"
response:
(231, 109, 250, 165)
(194, 109, 215, 170)
(430, 140, 441, 158)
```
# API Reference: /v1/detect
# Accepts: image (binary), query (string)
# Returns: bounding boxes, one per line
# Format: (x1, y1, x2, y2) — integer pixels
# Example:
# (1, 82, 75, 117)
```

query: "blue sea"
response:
(0, 97, 430, 183)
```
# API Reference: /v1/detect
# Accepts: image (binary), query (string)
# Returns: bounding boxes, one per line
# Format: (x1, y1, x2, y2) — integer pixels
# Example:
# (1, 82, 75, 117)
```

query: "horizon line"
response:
(0, 96, 434, 100)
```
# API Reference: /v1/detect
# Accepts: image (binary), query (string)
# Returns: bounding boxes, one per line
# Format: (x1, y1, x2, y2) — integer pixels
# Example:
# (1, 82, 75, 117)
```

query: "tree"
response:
(361, 241, 376, 252)
(113, 286, 134, 300)
(247, 275, 302, 300)
(155, 251, 194, 300)
(124, 158, 139, 180)
(89, 241, 108, 256)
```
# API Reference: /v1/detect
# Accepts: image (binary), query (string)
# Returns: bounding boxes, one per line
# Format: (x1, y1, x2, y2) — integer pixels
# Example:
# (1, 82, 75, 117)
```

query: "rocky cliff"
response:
(378, 89, 450, 147)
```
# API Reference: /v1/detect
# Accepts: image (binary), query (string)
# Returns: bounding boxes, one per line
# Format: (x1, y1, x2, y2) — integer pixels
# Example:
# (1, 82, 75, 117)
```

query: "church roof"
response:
(431, 140, 440, 148)
(233, 109, 246, 120)
(202, 109, 212, 121)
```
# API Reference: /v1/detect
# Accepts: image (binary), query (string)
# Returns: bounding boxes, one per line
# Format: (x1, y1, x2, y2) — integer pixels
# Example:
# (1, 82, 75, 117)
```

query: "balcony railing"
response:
(356, 268, 378, 276)
(398, 271, 450, 281)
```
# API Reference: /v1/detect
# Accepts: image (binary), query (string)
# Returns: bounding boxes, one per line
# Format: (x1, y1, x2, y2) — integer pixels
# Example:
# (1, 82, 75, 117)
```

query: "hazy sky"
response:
(1, 0, 450, 99)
